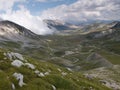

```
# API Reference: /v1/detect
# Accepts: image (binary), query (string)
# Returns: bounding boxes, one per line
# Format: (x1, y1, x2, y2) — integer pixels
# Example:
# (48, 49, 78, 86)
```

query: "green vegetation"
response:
(0, 20, 120, 90)
(103, 41, 120, 54)
(99, 50, 120, 65)
(0, 48, 111, 90)
(0, 41, 21, 49)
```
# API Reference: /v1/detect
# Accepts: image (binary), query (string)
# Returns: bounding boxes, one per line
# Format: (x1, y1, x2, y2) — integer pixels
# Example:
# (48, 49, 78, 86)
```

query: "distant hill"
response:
(0, 20, 120, 90)
(43, 19, 80, 31)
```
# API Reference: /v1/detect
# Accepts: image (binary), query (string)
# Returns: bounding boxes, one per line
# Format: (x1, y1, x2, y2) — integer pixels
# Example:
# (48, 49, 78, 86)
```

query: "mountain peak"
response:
(43, 19, 79, 31)
(0, 20, 39, 41)
(111, 21, 120, 30)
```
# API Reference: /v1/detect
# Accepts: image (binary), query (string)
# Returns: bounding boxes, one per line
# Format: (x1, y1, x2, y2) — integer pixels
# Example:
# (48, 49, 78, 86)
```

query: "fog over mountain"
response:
(0, 1, 120, 90)
(0, 0, 120, 35)
(0, 6, 54, 35)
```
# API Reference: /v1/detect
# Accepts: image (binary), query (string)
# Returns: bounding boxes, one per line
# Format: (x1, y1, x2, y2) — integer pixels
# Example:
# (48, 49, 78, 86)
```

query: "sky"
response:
(0, 0, 120, 35)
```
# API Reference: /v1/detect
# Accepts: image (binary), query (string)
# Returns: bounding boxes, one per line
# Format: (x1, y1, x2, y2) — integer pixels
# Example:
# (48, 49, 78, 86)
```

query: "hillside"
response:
(43, 19, 79, 31)
(0, 48, 111, 90)
(0, 20, 120, 90)
(0, 20, 39, 41)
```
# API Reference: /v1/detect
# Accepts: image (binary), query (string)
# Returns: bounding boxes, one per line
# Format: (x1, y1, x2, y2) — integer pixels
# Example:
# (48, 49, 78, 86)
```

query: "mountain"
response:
(0, 48, 111, 90)
(43, 19, 79, 31)
(0, 20, 45, 56)
(0, 20, 39, 41)
(0, 20, 120, 90)
(111, 21, 120, 30)
(86, 53, 113, 68)
(85, 21, 120, 41)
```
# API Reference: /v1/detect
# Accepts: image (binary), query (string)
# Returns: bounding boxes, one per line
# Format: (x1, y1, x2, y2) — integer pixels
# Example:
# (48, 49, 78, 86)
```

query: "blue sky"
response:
(12, 0, 77, 15)
(0, 0, 120, 35)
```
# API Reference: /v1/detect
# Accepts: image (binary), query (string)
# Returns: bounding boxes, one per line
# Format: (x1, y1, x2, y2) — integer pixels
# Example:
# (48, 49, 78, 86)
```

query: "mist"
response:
(0, 6, 55, 35)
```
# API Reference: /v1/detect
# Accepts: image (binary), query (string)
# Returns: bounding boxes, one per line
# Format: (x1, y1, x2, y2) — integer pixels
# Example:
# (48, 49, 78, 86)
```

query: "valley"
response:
(0, 20, 120, 90)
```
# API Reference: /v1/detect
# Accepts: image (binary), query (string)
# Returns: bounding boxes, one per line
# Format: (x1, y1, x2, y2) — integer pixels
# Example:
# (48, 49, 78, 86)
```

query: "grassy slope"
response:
(83, 36, 120, 65)
(0, 48, 111, 90)
(98, 50, 120, 65)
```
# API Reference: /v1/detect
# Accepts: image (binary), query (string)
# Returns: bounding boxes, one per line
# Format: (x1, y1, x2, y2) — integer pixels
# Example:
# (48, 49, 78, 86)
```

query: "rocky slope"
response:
(0, 20, 120, 89)
(0, 48, 110, 90)
(0, 20, 39, 41)
(43, 19, 79, 31)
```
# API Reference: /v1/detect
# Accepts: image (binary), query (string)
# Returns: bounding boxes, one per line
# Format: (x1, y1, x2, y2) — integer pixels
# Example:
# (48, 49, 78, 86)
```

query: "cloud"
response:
(0, 0, 120, 35)
(0, 0, 56, 35)
(0, 0, 25, 13)
(36, 0, 63, 2)
(41, 0, 120, 23)
(1, 5, 54, 35)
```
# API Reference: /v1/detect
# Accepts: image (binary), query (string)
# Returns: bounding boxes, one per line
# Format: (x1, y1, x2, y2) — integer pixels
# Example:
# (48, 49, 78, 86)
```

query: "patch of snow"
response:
(11, 83, 15, 90)
(11, 60, 24, 68)
(25, 63, 35, 70)
(52, 85, 56, 90)
(13, 73, 26, 87)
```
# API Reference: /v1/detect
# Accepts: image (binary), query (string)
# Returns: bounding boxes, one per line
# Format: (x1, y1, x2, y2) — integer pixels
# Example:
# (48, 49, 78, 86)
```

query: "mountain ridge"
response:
(43, 19, 80, 31)
(0, 20, 39, 41)
(0, 20, 120, 90)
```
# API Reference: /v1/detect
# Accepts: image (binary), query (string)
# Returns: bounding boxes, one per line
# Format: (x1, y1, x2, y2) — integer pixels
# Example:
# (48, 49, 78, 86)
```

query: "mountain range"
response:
(43, 19, 80, 31)
(0, 19, 120, 90)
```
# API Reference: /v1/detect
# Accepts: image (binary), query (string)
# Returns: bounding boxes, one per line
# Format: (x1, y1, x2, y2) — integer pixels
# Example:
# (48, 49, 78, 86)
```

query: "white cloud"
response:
(36, 0, 63, 2)
(41, 0, 120, 22)
(0, 0, 120, 35)
(0, 0, 25, 13)
(1, 5, 54, 35)
(0, 0, 55, 35)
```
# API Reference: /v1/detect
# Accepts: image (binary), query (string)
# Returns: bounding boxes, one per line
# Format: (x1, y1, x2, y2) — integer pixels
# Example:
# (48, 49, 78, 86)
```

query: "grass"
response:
(0, 48, 111, 90)
(102, 41, 120, 55)
(0, 71, 12, 90)
(99, 50, 120, 65)
(0, 41, 21, 49)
